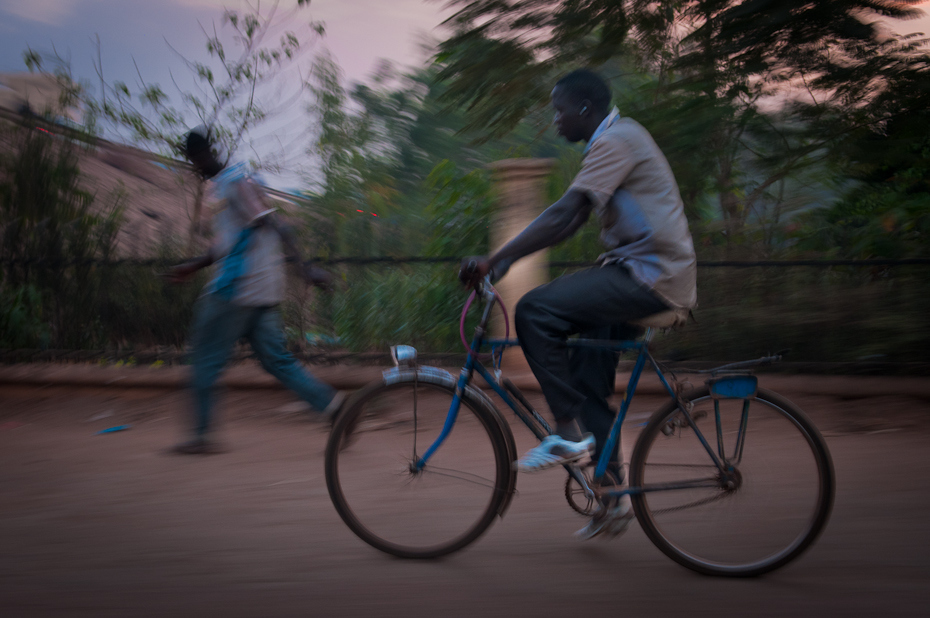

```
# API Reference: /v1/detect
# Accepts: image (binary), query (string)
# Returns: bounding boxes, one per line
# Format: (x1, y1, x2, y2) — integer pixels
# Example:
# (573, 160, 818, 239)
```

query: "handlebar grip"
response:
(458, 259, 479, 284)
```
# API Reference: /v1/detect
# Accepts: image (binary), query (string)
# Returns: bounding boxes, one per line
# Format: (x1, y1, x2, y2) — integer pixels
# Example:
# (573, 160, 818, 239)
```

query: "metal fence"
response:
(2, 257, 929, 371)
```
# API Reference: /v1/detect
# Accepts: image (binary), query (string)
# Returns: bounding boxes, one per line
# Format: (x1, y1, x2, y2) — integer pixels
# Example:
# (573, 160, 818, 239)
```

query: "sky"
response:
(0, 0, 452, 186)
(2, 0, 929, 188)
(0, 0, 449, 84)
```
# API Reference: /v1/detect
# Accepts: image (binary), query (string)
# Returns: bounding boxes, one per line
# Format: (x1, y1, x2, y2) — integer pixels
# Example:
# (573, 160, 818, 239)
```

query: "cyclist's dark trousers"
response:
(515, 263, 668, 467)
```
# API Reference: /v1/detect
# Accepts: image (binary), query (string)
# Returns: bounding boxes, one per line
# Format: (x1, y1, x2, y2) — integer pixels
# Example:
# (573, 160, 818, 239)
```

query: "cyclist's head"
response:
(551, 69, 611, 143)
(183, 126, 223, 178)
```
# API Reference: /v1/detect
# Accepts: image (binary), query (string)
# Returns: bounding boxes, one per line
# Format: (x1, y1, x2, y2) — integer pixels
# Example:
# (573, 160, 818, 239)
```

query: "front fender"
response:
(381, 364, 518, 517)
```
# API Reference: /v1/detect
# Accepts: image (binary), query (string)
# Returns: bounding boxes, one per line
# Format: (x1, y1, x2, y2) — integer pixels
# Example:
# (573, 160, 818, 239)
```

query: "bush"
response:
(0, 122, 121, 348)
(0, 284, 48, 348)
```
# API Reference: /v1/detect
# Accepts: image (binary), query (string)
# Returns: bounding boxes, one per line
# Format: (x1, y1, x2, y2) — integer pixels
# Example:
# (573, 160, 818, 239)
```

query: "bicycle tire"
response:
(629, 387, 834, 577)
(325, 370, 514, 559)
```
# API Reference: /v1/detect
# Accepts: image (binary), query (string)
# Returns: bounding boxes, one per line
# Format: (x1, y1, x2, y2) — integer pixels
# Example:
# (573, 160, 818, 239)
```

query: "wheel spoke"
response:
(326, 378, 509, 559)
(630, 388, 834, 576)
(417, 465, 499, 490)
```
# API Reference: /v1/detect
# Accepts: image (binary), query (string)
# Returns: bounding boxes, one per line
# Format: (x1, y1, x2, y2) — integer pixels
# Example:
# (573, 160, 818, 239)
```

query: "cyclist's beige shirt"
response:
(569, 113, 697, 310)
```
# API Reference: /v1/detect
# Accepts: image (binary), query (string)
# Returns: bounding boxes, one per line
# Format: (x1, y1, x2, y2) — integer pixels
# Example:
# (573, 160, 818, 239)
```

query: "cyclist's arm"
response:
(488, 188, 593, 270)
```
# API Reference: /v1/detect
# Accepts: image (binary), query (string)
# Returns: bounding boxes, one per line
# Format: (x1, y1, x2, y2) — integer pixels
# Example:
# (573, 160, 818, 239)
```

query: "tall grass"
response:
(323, 264, 473, 353)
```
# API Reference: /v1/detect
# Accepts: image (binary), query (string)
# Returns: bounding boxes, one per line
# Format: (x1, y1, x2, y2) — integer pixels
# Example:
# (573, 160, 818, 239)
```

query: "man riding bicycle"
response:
(459, 69, 697, 538)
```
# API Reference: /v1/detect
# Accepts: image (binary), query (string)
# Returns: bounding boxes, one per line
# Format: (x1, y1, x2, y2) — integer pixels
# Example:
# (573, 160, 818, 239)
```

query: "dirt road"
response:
(1, 378, 928, 617)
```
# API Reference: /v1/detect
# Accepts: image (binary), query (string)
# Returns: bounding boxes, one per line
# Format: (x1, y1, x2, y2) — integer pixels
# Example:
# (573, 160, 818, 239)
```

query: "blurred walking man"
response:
(167, 127, 344, 454)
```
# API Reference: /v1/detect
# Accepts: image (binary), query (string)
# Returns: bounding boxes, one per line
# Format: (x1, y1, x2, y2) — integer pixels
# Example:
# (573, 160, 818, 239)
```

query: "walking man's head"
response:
(183, 127, 224, 178)
(551, 69, 611, 144)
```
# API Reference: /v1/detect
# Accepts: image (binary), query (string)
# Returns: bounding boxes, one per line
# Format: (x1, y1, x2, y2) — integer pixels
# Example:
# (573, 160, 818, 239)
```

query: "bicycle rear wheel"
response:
(629, 387, 834, 576)
(325, 374, 513, 559)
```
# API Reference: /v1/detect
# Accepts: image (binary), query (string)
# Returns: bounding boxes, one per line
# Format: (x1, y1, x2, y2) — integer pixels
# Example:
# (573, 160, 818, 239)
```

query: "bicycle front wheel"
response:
(630, 387, 834, 576)
(325, 373, 513, 559)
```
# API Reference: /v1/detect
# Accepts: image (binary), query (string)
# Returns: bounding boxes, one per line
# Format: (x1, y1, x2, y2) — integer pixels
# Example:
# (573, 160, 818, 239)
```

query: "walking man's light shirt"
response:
(204, 162, 286, 306)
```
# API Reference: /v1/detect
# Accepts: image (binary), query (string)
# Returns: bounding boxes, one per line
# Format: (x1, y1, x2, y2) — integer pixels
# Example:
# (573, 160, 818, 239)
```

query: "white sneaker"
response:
(574, 494, 634, 540)
(514, 434, 595, 473)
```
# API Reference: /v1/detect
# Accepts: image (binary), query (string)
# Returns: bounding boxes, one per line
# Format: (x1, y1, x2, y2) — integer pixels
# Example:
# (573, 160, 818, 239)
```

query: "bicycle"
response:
(324, 276, 835, 576)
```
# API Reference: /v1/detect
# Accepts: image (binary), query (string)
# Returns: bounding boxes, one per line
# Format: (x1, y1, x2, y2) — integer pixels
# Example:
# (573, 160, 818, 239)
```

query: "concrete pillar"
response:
(486, 158, 555, 372)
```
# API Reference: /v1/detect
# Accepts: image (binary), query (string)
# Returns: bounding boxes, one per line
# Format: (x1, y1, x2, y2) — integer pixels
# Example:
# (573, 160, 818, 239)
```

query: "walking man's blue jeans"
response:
(189, 293, 336, 438)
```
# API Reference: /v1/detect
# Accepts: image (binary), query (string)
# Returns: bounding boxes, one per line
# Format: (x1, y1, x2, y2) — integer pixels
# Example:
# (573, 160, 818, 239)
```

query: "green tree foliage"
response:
(0, 284, 47, 349)
(23, 1, 323, 253)
(436, 0, 930, 253)
(302, 56, 589, 351)
(0, 119, 209, 351)
(304, 56, 570, 259)
(300, 57, 479, 351)
(794, 88, 930, 259)
(0, 122, 122, 347)
(304, 56, 411, 259)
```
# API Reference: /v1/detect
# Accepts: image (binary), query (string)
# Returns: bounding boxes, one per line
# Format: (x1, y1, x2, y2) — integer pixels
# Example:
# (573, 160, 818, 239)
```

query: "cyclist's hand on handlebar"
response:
(458, 257, 491, 287)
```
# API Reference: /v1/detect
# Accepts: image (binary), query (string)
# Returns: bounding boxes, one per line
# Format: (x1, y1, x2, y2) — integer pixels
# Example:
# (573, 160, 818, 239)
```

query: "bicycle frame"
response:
(413, 282, 738, 502)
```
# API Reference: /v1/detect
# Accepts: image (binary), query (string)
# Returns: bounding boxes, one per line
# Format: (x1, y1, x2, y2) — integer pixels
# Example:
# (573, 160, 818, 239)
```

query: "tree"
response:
(435, 0, 930, 253)
(24, 0, 323, 251)
(793, 57, 930, 259)
(0, 121, 122, 348)
(304, 55, 412, 259)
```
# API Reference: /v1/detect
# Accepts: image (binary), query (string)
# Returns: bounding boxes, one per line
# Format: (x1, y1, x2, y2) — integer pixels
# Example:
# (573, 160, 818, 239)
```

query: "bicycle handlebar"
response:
(460, 275, 510, 355)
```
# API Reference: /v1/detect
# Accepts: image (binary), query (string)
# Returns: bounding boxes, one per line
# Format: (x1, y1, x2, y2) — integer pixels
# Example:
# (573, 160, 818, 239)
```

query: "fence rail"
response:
(1, 347, 928, 375)
(3, 257, 929, 267)
(2, 256, 928, 367)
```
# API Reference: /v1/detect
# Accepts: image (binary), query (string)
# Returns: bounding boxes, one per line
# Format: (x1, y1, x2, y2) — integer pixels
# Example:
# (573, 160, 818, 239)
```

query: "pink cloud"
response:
(0, 0, 79, 26)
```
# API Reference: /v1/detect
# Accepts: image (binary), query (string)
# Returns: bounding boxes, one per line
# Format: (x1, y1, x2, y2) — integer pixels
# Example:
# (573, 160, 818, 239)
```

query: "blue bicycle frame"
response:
(413, 282, 742, 502)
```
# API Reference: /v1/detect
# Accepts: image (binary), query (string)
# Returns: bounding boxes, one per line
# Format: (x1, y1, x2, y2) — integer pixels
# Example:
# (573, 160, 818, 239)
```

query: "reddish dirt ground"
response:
(1, 372, 929, 617)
